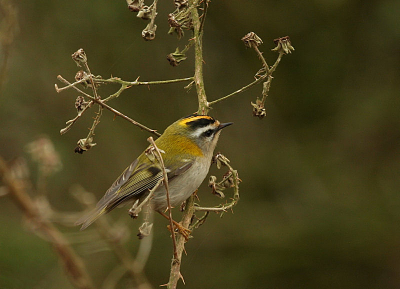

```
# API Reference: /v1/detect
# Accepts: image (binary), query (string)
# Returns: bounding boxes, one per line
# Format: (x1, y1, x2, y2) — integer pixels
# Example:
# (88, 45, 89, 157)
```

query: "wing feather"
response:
(76, 155, 195, 230)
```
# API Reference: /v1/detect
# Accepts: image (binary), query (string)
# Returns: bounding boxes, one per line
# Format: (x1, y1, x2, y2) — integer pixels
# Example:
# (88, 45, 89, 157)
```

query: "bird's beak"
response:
(216, 122, 233, 131)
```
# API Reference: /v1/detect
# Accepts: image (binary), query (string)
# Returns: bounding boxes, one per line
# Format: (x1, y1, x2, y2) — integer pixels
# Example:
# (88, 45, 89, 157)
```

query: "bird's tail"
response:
(75, 206, 107, 230)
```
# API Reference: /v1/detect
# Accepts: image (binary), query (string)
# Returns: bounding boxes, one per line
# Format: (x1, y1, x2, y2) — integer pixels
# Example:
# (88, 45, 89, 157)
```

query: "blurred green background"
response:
(1, 0, 400, 288)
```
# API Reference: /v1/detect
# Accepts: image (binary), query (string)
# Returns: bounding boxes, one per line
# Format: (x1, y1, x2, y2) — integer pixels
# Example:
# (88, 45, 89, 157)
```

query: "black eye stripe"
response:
(203, 129, 214, 137)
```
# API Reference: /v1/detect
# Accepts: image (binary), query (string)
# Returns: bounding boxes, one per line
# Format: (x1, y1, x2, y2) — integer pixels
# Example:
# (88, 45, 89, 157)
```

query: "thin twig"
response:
(56, 75, 161, 137)
(195, 168, 239, 213)
(147, 137, 178, 260)
(167, 195, 195, 289)
(83, 62, 100, 100)
(208, 45, 285, 106)
(191, 1, 209, 115)
(208, 74, 267, 106)
(60, 103, 92, 135)
(128, 178, 163, 217)
(199, 0, 209, 34)
(95, 76, 194, 87)
(252, 44, 270, 74)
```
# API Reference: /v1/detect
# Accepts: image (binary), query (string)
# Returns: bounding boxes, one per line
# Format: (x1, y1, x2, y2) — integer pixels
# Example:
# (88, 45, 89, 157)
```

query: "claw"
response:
(167, 221, 191, 241)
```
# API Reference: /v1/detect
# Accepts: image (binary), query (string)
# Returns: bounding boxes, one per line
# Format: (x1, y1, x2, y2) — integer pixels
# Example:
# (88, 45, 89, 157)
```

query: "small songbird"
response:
(76, 114, 232, 230)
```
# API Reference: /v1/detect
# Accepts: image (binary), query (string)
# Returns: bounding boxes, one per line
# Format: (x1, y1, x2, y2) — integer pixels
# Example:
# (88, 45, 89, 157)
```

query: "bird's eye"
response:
(203, 129, 214, 137)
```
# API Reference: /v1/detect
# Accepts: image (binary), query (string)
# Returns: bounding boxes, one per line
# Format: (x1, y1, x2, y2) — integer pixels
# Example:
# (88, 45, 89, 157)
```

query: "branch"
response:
(167, 195, 196, 289)
(208, 74, 267, 106)
(191, 0, 209, 115)
(56, 75, 161, 137)
(208, 34, 293, 109)
(0, 156, 95, 289)
(195, 154, 240, 214)
(147, 137, 178, 260)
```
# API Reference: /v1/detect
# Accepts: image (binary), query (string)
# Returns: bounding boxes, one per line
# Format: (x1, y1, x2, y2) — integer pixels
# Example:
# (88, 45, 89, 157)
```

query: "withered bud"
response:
(75, 96, 89, 115)
(128, 199, 141, 219)
(251, 99, 267, 119)
(213, 152, 230, 169)
(75, 70, 91, 88)
(209, 175, 217, 187)
(71, 48, 87, 67)
(137, 5, 152, 20)
(222, 171, 234, 188)
(137, 222, 153, 239)
(166, 48, 187, 67)
(127, 0, 144, 12)
(174, 0, 188, 9)
(75, 70, 86, 82)
(272, 36, 294, 54)
(208, 175, 225, 198)
(168, 13, 181, 28)
(74, 138, 96, 154)
(144, 146, 156, 162)
(142, 23, 157, 41)
(242, 32, 263, 48)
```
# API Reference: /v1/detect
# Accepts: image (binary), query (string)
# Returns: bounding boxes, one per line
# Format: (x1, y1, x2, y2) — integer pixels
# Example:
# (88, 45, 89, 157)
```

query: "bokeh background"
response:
(1, 0, 400, 288)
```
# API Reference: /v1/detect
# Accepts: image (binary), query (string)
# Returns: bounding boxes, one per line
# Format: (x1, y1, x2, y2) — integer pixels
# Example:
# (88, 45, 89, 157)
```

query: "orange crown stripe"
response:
(179, 115, 214, 125)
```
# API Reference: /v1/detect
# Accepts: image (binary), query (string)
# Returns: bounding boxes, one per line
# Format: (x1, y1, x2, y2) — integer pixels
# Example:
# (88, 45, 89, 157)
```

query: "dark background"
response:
(1, 0, 400, 288)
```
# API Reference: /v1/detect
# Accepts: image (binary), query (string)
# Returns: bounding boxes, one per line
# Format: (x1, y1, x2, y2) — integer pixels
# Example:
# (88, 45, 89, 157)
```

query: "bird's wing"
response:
(76, 155, 194, 230)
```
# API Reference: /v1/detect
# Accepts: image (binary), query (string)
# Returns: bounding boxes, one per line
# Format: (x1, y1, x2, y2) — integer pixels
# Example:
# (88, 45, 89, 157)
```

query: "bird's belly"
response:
(150, 159, 210, 211)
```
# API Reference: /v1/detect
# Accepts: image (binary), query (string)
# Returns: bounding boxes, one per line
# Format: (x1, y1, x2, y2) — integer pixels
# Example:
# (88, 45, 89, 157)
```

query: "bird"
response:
(76, 114, 233, 233)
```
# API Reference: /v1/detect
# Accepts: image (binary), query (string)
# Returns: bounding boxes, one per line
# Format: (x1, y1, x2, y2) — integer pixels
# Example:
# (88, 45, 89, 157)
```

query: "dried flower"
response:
(174, 0, 188, 9)
(208, 175, 225, 199)
(251, 98, 266, 119)
(137, 222, 153, 239)
(137, 5, 152, 20)
(127, 0, 144, 12)
(75, 96, 89, 115)
(128, 199, 141, 219)
(168, 13, 181, 28)
(213, 152, 230, 169)
(71, 48, 87, 67)
(74, 70, 91, 88)
(142, 23, 157, 41)
(166, 47, 187, 67)
(271, 36, 294, 54)
(222, 172, 234, 188)
(242, 32, 263, 48)
(74, 138, 96, 154)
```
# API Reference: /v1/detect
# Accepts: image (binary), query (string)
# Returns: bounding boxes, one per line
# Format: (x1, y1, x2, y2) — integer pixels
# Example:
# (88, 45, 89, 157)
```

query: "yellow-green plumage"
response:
(76, 114, 232, 230)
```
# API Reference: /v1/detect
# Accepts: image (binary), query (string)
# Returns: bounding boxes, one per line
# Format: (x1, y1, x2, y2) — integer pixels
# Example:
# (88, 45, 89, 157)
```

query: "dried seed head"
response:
(75, 70, 91, 88)
(242, 32, 263, 48)
(166, 48, 187, 67)
(127, 0, 144, 12)
(137, 222, 153, 239)
(213, 153, 230, 169)
(75, 70, 86, 82)
(272, 36, 294, 54)
(128, 199, 141, 219)
(75, 96, 89, 115)
(142, 23, 157, 41)
(251, 99, 267, 119)
(137, 5, 152, 20)
(168, 13, 181, 28)
(174, 0, 188, 9)
(71, 48, 87, 67)
(75, 138, 96, 154)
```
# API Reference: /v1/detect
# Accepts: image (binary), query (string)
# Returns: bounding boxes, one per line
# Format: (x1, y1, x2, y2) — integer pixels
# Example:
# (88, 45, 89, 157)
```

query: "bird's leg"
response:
(158, 210, 191, 241)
